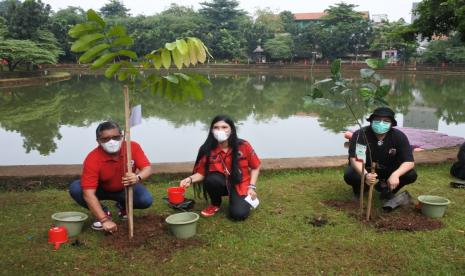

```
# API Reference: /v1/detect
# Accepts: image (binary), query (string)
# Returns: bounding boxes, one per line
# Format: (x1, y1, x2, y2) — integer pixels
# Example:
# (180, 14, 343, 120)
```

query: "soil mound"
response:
(104, 214, 203, 259)
(322, 200, 444, 232)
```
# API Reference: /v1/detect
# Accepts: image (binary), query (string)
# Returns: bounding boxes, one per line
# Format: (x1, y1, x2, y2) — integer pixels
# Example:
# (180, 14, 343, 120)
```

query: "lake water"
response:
(1, 71, 464, 165)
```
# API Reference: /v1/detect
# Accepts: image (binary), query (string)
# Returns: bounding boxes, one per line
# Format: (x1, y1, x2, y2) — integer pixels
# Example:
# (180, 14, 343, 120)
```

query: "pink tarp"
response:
(347, 127, 465, 150)
(397, 127, 464, 150)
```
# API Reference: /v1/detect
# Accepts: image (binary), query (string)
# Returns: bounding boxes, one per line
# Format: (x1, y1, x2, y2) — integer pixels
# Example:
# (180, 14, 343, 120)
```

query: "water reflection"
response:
(0, 72, 464, 164)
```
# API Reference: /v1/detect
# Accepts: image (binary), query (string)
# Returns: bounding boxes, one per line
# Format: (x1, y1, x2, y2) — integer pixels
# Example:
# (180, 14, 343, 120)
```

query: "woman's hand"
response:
(247, 188, 257, 200)
(179, 177, 193, 188)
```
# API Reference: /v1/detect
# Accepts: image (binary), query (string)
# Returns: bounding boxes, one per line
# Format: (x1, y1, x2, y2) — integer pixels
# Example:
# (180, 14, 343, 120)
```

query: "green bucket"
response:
(165, 212, 199, 239)
(52, 212, 88, 237)
(418, 195, 450, 218)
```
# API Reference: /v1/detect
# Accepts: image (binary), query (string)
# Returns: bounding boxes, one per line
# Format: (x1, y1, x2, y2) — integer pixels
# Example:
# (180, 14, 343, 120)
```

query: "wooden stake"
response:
(123, 85, 134, 239)
(366, 162, 377, 221)
(359, 160, 365, 218)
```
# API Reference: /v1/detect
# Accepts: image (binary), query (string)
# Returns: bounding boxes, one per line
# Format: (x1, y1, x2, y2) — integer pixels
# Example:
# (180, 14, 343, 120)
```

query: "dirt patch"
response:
(306, 215, 329, 227)
(104, 214, 204, 259)
(322, 200, 444, 232)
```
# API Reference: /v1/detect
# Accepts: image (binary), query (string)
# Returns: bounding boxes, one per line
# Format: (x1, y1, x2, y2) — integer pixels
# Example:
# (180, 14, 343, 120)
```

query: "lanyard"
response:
(218, 153, 231, 194)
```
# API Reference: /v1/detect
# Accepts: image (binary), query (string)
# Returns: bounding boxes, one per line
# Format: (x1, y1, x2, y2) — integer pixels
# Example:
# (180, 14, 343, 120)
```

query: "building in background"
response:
(293, 11, 370, 28)
(372, 14, 388, 23)
(411, 2, 420, 23)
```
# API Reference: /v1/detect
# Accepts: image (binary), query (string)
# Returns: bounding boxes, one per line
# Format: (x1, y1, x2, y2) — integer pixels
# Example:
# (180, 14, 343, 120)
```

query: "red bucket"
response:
(167, 187, 185, 204)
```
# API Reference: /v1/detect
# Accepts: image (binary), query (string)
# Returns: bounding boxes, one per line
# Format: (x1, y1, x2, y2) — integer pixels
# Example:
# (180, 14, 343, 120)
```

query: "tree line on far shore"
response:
(0, 0, 464, 72)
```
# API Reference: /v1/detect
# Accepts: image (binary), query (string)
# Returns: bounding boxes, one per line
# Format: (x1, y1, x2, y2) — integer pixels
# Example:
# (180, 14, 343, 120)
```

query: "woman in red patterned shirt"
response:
(180, 115, 261, 220)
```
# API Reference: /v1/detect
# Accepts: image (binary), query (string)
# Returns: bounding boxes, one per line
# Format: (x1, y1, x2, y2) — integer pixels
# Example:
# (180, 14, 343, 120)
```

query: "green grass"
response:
(1, 163, 464, 275)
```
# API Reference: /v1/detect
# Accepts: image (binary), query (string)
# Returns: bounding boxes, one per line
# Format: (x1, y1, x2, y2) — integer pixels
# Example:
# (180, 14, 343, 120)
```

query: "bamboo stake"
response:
(366, 162, 377, 221)
(359, 160, 365, 218)
(123, 85, 134, 239)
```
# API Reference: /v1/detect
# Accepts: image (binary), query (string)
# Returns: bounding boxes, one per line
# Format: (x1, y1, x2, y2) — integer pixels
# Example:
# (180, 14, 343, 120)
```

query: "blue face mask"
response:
(371, 120, 391, 134)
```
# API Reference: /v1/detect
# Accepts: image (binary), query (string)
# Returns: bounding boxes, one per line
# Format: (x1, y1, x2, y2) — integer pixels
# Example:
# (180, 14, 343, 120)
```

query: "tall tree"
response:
(49, 6, 86, 61)
(0, 39, 57, 71)
(0, 16, 7, 38)
(420, 34, 465, 64)
(413, 0, 465, 42)
(308, 3, 373, 60)
(264, 34, 294, 60)
(0, 0, 19, 18)
(99, 0, 130, 18)
(279, 10, 298, 35)
(371, 19, 418, 63)
(199, 0, 247, 59)
(3, 0, 51, 40)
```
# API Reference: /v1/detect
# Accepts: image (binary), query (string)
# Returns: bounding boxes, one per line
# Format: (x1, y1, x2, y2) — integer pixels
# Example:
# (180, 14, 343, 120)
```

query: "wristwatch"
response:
(137, 174, 142, 182)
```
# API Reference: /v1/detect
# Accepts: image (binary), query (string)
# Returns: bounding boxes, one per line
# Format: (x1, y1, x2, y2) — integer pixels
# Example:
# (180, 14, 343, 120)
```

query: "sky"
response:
(42, 0, 417, 23)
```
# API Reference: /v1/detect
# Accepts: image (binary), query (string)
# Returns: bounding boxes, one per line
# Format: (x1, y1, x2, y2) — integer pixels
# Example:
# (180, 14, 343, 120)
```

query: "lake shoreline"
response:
(0, 147, 457, 191)
(43, 63, 465, 75)
(0, 72, 71, 88)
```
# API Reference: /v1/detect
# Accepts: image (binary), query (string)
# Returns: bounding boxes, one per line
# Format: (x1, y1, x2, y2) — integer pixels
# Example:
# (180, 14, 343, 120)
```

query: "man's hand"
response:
(102, 220, 118, 233)
(387, 173, 400, 191)
(122, 172, 138, 186)
(365, 172, 378, 186)
(248, 188, 257, 200)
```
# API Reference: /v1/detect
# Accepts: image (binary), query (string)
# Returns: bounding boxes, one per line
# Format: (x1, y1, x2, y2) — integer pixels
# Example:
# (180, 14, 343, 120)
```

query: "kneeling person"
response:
(69, 121, 153, 233)
(344, 107, 417, 200)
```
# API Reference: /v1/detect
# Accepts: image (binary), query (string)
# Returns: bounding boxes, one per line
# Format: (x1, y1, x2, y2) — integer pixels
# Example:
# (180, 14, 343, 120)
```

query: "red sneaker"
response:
(201, 205, 220, 217)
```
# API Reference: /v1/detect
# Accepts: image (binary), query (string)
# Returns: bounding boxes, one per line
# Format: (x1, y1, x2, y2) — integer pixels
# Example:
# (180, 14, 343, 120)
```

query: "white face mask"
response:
(213, 130, 230, 143)
(101, 139, 122, 154)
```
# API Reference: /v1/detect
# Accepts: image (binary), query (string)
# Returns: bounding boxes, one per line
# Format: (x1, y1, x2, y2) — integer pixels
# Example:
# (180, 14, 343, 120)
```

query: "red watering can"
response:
(48, 226, 68, 250)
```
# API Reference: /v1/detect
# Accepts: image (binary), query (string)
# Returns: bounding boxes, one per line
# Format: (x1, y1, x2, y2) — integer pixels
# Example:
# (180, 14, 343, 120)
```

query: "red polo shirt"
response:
(81, 141, 151, 192)
(194, 140, 261, 196)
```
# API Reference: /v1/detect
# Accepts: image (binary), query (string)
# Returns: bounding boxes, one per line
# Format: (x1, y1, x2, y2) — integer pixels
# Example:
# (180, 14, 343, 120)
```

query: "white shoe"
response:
(91, 221, 104, 231)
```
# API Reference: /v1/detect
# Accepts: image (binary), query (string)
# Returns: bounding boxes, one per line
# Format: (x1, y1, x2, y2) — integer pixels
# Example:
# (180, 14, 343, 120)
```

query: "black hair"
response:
(95, 121, 122, 139)
(194, 115, 243, 186)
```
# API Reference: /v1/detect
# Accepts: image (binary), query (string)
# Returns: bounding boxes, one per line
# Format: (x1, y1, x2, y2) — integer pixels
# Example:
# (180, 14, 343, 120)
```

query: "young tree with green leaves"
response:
(306, 58, 390, 218)
(69, 10, 211, 98)
(69, 9, 212, 238)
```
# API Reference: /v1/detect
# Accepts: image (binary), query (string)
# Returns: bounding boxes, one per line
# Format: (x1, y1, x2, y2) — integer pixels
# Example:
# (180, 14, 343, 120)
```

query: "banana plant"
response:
(69, 9, 211, 100)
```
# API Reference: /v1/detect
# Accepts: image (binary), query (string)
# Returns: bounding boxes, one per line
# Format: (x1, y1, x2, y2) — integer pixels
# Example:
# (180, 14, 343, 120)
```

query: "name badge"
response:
(355, 143, 367, 162)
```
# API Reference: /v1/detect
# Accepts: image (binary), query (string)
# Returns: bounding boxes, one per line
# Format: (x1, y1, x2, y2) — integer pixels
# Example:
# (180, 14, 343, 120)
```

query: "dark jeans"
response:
(343, 166, 417, 196)
(204, 172, 251, 221)
(69, 180, 153, 210)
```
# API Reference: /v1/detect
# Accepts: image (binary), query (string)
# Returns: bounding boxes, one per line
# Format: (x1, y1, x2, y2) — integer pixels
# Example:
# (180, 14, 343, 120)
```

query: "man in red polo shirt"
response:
(69, 121, 153, 233)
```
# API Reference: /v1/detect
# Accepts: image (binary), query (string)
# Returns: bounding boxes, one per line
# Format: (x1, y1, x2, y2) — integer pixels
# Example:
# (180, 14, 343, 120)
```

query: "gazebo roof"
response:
(253, 46, 264, 53)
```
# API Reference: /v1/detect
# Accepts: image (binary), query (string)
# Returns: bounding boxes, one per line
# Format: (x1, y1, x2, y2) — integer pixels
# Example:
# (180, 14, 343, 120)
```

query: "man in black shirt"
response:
(344, 107, 417, 199)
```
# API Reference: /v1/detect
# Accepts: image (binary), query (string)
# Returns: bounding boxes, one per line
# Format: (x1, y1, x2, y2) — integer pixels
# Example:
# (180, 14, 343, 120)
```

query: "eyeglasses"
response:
(98, 135, 123, 143)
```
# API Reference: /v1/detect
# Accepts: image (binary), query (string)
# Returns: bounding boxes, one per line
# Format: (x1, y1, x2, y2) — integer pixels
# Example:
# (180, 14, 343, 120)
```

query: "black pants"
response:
(343, 166, 417, 195)
(204, 172, 251, 221)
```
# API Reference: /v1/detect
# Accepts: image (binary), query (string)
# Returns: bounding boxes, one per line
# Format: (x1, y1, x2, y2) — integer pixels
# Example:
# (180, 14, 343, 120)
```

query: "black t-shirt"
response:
(450, 142, 465, 179)
(348, 126, 414, 179)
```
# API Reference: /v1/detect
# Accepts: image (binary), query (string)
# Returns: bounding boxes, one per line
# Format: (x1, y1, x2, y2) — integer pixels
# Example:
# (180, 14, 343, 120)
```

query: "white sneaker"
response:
(91, 221, 104, 231)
